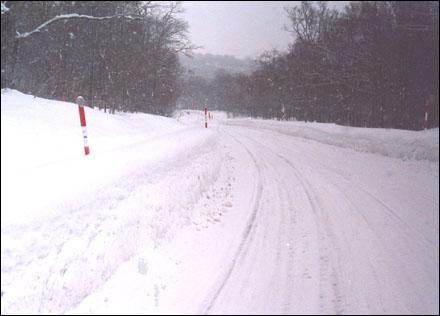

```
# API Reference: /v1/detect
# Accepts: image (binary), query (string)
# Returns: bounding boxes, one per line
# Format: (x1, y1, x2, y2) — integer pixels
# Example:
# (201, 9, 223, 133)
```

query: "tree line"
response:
(1, 1, 438, 129)
(180, 1, 439, 130)
(1, 1, 192, 115)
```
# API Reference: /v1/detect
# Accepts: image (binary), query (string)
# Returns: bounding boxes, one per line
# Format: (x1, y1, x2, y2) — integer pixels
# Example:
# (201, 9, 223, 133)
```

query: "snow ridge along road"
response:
(1, 91, 438, 314)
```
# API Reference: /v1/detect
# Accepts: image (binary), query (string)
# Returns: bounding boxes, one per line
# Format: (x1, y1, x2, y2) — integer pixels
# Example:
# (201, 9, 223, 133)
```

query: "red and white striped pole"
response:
(205, 107, 208, 128)
(77, 96, 90, 155)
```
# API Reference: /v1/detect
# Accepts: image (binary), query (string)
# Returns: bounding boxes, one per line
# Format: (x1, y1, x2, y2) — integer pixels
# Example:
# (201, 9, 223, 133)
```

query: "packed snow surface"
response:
(1, 89, 438, 314)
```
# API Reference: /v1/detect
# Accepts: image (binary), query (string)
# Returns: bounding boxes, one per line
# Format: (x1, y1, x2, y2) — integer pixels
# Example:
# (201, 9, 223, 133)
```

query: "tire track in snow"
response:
(202, 130, 264, 314)
(271, 145, 437, 314)
(233, 126, 344, 314)
(256, 125, 437, 249)
(203, 123, 437, 314)
(273, 151, 345, 314)
(268, 134, 437, 250)
(232, 124, 437, 313)
(213, 126, 331, 313)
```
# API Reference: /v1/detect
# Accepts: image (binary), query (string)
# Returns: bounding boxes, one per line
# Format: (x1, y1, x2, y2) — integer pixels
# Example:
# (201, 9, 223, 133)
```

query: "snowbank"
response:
(1, 89, 213, 226)
(226, 118, 439, 162)
(1, 89, 223, 314)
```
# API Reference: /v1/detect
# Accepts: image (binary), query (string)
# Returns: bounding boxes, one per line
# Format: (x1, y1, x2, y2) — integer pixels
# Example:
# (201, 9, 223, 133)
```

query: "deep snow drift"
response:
(1, 89, 438, 314)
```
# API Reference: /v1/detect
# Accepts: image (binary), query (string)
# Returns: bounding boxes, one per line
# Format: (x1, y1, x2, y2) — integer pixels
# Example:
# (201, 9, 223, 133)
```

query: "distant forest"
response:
(180, 1, 439, 130)
(179, 53, 256, 80)
(1, 1, 439, 130)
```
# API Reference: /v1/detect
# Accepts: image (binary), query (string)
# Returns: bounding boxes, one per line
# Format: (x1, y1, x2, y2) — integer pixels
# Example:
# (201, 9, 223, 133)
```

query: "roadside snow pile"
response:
(1, 89, 220, 314)
(1, 89, 214, 226)
(1, 89, 185, 169)
(227, 119, 439, 162)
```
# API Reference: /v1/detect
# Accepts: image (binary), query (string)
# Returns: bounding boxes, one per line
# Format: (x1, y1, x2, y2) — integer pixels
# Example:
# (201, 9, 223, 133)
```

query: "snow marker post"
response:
(77, 96, 90, 155)
(424, 95, 433, 131)
(424, 111, 429, 131)
(205, 107, 208, 128)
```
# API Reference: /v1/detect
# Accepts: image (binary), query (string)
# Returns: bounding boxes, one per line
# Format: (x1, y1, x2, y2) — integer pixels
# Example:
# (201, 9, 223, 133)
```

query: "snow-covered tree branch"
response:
(15, 13, 142, 39)
(1, 1, 10, 14)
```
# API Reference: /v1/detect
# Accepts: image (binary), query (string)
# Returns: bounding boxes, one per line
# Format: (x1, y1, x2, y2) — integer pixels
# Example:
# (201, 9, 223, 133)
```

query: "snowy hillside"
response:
(1, 90, 438, 314)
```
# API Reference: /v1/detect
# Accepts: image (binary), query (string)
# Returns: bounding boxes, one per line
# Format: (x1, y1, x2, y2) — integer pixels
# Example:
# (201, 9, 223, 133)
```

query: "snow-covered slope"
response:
(1, 89, 218, 225)
(1, 90, 224, 313)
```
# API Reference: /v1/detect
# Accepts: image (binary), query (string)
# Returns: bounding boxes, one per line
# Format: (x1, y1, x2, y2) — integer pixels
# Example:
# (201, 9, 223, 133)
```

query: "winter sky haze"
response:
(181, 1, 348, 59)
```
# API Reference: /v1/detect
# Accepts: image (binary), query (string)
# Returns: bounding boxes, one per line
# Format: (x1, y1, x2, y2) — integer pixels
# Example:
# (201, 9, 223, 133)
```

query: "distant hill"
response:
(179, 53, 257, 80)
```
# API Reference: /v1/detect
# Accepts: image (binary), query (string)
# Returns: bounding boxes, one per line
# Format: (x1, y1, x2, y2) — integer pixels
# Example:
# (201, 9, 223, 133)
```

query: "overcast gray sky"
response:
(181, 1, 347, 59)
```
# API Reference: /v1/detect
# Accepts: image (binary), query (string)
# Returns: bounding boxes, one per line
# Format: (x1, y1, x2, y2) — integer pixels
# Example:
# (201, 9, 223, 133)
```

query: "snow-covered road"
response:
(71, 120, 438, 315)
(1, 91, 438, 314)
(204, 122, 438, 314)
